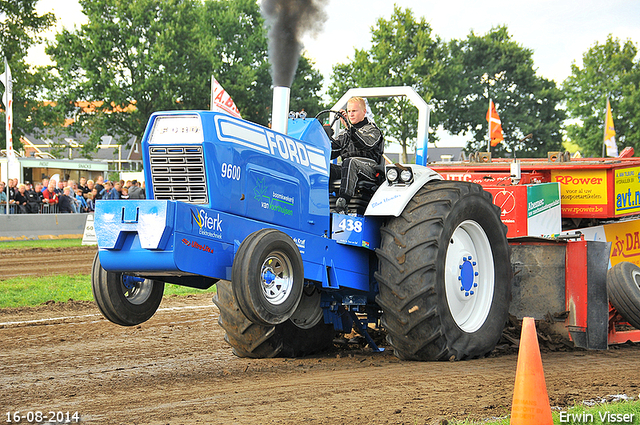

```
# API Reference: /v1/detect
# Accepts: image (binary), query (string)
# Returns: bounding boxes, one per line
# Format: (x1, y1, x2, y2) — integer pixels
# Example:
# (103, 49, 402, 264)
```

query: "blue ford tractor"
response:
(92, 87, 512, 361)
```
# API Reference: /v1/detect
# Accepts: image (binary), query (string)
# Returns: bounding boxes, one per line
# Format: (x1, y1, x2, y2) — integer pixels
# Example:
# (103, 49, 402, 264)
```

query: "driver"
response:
(329, 96, 384, 214)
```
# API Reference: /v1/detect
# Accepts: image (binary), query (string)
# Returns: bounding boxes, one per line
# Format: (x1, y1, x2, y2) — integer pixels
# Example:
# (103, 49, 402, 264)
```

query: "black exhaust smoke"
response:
(261, 0, 328, 88)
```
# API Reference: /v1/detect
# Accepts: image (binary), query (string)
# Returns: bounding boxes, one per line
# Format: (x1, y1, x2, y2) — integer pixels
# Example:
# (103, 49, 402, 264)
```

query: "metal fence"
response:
(1, 203, 85, 214)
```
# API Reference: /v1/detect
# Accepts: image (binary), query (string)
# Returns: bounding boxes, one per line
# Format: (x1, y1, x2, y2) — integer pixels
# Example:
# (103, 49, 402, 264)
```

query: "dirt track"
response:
(1, 248, 640, 424)
(0, 245, 97, 279)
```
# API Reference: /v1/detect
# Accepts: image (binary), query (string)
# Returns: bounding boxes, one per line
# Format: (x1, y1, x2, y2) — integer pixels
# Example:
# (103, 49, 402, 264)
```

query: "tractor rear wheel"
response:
(213, 280, 335, 358)
(607, 261, 640, 329)
(91, 252, 164, 326)
(375, 181, 512, 360)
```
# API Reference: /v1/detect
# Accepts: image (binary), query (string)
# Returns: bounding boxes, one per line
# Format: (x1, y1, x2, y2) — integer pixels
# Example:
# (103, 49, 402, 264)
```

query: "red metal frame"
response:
(565, 239, 588, 335)
(608, 307, 640, 344)
(431, 157, 640, 347)
(429, 157, 640, 220)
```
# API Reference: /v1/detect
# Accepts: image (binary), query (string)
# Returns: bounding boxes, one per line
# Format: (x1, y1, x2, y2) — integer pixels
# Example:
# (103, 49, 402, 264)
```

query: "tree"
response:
(563, 35, 640, 157)
(441, 26, 565, 157)
(200, 0, 324, 124)
(47, 0, 325, 158)
(48, 0, 217, 157)
(327, 6, 446, 162)
(200, 0, 271, 125)
(289, 54, 324, 117)
(0, 0, 57, 149)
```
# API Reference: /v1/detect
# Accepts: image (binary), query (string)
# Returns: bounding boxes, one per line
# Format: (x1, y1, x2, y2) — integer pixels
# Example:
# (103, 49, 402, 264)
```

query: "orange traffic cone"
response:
(510, 317, 553, 425)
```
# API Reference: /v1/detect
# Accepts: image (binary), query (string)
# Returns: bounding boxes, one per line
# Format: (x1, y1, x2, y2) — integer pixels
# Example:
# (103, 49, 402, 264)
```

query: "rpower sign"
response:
(551, 169, 608, 216)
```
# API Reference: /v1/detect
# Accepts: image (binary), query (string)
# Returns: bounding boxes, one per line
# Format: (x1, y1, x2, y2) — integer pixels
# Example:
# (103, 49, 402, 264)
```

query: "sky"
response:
(300, 0, 640, 86)
(27, 0, 640, 148)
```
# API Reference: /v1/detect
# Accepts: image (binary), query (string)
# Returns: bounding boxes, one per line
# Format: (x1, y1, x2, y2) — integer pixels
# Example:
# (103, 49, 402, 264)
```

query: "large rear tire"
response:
(91, 252, 164, 326)
(608, 261, 640, 329)
(213, 280, 334, 358)
(375, 181, 512, 360)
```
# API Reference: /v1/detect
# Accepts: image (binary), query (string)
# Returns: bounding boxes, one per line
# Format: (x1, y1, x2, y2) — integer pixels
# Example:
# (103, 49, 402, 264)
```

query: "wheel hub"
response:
(458, 256, 479, 297)
(122, 275, 144, 290)
(260, 253, 293, 306)
(262, 269, 276, 285)
(445, 220, 495, 333)
(120, 275, 153, 305)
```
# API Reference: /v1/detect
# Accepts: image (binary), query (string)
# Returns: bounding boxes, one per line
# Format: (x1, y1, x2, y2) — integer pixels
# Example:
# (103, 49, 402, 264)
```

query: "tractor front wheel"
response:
(91, 252, 164, 326)
(375, 181, 512, 360)
(232, 229, 304, 326)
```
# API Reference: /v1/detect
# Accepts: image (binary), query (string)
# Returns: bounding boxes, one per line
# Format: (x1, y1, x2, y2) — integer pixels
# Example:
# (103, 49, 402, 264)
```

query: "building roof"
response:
(18, 131, 141, 162)
(427, 147, 467, 163)
(384, 147, 467, 164)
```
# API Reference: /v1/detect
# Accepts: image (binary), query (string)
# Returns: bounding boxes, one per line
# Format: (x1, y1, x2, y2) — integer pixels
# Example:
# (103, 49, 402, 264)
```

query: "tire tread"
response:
(376, 180, 511, 361)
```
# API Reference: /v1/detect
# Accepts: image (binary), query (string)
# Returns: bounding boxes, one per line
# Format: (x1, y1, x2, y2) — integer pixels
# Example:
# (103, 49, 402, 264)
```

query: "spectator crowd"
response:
(0, 176, 146, 214)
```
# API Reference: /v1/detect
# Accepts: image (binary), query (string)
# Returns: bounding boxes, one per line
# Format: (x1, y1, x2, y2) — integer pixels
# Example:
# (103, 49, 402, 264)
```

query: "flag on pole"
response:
(486, 99, 504, 147)
(0, 57, 14, 160)
(1, 57, 16, 212)
(0, 58, 16, 168)
(210, 77, 242, 119)
(603, 98, 618, 157)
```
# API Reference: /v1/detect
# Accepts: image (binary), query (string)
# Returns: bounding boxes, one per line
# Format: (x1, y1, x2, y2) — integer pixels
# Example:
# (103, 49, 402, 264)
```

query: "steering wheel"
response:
(314, 109, 352, 130)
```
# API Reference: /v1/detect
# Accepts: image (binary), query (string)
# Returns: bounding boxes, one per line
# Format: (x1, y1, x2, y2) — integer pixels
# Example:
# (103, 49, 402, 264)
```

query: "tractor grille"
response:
(149, 145, 208, 204)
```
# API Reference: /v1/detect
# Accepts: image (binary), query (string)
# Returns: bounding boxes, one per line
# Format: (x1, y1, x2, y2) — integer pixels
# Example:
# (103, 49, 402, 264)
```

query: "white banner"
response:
(0, 57, 17, 178)
(210, 76, 242, 119)
(82, 214, 98, 245)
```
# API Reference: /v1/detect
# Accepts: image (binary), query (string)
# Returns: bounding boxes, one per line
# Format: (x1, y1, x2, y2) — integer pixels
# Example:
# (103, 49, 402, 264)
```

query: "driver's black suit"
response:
(329, 117, 384, 208)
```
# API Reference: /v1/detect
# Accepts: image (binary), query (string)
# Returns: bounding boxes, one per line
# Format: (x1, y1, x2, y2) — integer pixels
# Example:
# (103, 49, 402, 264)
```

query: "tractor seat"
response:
(329, 162, 385, 215)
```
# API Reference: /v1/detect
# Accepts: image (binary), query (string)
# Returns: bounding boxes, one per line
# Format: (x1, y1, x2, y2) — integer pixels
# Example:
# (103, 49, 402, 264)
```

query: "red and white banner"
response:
(211, 77, 242, 119)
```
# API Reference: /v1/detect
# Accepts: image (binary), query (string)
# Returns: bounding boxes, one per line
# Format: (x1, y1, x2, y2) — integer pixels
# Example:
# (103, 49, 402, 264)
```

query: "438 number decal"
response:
(338, 218, 363, 233)
(221, 163, 241, 180)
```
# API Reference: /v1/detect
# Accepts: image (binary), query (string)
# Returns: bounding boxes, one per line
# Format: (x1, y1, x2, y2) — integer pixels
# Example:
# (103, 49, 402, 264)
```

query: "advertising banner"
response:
(551, 169, 608, 217)
(485, 183, 561, 237)
(614, 166, 640, 216)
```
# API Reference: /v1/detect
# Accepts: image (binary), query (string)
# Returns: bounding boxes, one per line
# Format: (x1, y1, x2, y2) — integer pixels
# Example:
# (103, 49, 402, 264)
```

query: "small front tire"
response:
(91, 252, 164, 326)
(232, 229, 304, 326)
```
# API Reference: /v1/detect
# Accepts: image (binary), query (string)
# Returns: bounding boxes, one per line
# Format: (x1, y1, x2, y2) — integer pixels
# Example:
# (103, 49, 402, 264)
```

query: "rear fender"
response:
(364, 165, 443, 217)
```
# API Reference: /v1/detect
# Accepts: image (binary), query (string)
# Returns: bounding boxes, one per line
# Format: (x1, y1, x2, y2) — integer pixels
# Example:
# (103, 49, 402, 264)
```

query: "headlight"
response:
(400, 169, 413, 183)
(385, 166, 414, 186)
(386, 168, 398, 182)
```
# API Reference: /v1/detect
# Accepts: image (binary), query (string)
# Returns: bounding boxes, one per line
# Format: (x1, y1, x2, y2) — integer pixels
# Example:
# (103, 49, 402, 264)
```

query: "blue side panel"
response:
(173, 232, 235, 279)
(96, 200, 371, 290)
(211, 113, 331, 235)
(174, 202, 371, 289)
(288, 118, 334, 219)
(331, 213, 381, 251)
(245, 164, 301, 229)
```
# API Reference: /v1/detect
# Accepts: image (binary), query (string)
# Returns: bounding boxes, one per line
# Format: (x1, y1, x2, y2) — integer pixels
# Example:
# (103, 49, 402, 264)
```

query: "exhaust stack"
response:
(271, 86, 290, 134)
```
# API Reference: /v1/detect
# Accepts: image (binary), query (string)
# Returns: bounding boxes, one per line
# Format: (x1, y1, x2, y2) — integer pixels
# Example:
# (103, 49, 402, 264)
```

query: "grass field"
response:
(0, 238, 214, 308)
(464, 399, 640, 425)
(0, 274, 216, 309)
(0, 238, 84, 249)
